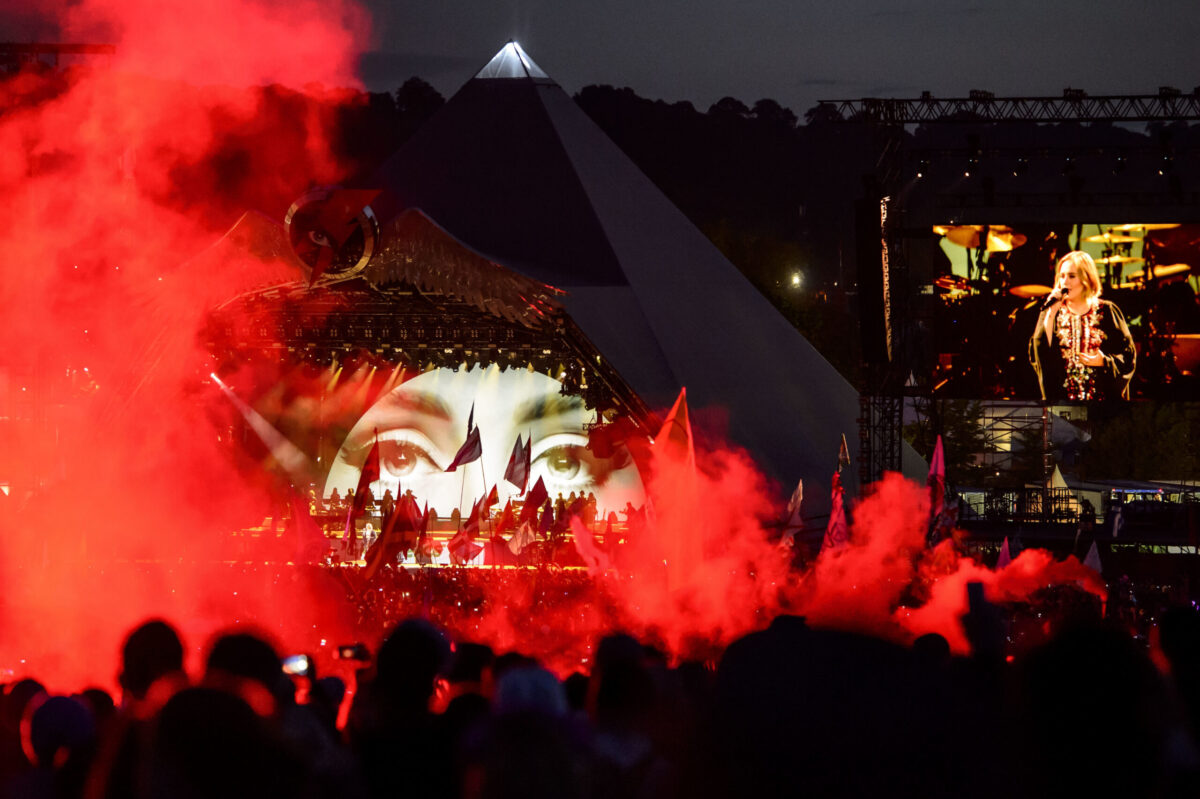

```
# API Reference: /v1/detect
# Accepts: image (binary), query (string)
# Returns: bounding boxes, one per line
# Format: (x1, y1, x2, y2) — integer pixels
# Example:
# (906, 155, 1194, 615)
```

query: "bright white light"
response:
(791, 272, 802, 288)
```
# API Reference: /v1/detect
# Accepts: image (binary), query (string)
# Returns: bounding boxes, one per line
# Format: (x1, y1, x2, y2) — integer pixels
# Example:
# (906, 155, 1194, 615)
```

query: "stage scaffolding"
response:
(831, 91, 1200, 484)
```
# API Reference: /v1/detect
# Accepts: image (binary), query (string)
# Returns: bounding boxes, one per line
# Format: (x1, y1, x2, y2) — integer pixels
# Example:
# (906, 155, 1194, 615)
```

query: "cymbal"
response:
(1095, 255, 1144, 265)
(1128, 264, 1192, 280)
(939, 224, 1027, 252)
(1112, 223, 1181, 232)
(1084, 232, 1142, 244)
(934, 274, 970, 291)
(1009, 284, 1052, 298)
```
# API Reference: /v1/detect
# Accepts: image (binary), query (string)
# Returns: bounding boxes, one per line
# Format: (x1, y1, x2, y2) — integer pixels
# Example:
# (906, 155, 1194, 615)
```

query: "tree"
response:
(1080, 403, 1200, 480)
(903, 399, 991, 486)
(708, 96, 750, 118)
(394, 77, 444, 140)
(751, 98, 798, 130)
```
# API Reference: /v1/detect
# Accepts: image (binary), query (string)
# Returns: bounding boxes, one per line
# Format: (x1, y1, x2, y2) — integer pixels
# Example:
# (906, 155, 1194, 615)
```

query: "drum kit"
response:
(932, 223, 1188, 300)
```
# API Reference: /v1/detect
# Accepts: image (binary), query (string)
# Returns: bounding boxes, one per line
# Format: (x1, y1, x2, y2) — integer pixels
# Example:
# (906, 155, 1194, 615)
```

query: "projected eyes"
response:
(531, 436, 615, 490)
(379, 436, 441, 480)
(539, 445, 582, 481)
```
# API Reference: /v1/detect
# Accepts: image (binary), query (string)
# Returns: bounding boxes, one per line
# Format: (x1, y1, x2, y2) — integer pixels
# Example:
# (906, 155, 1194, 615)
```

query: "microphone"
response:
(1043, 287, 1065, 308)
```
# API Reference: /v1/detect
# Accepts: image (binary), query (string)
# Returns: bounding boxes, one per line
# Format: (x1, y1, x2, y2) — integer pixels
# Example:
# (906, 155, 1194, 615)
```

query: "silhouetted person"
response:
(144, 686, 306, 799)
(5, 695, 97, 799)
(1158, 605, 1200, 745)
(1014, 622, 1176, 799)
(118, 620, 184, 706)
(350, 619, 454, 799)
(442, 643, 494, 746)
(205, 632, 361, 799)
(587, 634, 665, 799)
(0, 678, 46, 789)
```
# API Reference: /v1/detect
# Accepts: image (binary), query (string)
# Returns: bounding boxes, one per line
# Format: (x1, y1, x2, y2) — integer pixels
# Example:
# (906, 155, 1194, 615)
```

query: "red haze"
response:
(0, 0, 370, 691)
(0, 0, 1110, 689)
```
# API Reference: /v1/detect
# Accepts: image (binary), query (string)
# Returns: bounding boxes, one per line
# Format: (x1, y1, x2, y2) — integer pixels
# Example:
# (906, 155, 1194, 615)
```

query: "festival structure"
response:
(369, 43, 861, 500)
(204, 43, 861, 562)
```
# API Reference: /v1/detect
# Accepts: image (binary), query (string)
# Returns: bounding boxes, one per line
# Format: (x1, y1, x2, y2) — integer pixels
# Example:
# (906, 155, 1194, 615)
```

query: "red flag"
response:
(288, 492, 328, 563)
(996, 537, 1012, 569)
(926, 434, 948, 547)
(449, 502, 483, 564)
(928, 434, 945, 521)
(414, 503, 437, 564)
(344, 432, 380, 552)
(570, 516, 612, 574)
(463, 497, 482, 536)
(363, 492, 420, 580)
(444, 425, 482, 472)
(504, 434, 529, 493)
(517, 476, 548, 527)
(652, 387, 694, 465)
(823, 471, 848, 551)
(508, 522, 537, 557)
(449, 539, 483, 564)
(493, 500, 515, 538)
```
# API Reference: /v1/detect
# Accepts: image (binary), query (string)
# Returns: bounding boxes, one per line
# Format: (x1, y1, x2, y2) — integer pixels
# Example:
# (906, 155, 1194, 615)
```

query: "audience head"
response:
(374, 618, 451, 712)
(147, 686, 305, 799)
(23, 695, 95, 769)
(493, 666, 567, 718)
(448, 642, 495, 689)
(119, 619, 184, 702)
(205, 632, 281, 691)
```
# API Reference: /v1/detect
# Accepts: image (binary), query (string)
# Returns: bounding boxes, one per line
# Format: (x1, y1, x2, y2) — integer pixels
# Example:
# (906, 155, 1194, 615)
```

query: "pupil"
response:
(386, 444, 417, 477)
(548, 450, 580, 479)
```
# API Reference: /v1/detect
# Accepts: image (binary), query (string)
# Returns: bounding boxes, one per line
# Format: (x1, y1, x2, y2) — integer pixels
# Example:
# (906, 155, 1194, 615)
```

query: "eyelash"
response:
(378, 432, 443, 473)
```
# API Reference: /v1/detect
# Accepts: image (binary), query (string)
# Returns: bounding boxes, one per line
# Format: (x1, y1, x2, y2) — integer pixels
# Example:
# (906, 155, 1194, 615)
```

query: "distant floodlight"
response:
(791, 272, 802, 288)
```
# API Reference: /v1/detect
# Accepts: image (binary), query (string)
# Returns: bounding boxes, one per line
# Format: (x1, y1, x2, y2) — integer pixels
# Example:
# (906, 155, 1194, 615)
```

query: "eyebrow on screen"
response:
(514, 393, 586, 426)
(376, 389, 453, 422)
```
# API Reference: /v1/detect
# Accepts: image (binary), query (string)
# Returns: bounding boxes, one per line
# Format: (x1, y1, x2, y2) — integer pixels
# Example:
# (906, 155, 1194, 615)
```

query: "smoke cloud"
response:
(0, 0, 1109, 691)
(0, 0, 370, 689)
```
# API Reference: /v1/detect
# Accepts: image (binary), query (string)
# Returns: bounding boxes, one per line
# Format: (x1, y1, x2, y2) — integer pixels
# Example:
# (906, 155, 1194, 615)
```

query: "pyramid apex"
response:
(475, 41, 550, 81)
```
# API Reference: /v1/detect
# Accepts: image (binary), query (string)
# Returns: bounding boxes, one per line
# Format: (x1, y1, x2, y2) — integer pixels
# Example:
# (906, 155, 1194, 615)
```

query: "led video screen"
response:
(323, 364, 646, 521)
(920, 222, 1200, 401)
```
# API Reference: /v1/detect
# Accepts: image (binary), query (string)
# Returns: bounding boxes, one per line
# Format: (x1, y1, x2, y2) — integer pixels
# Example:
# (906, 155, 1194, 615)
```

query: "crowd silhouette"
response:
(4, 592, 1200, 799)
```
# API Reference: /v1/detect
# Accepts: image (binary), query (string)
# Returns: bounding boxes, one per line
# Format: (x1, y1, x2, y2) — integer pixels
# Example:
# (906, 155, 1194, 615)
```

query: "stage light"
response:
(791, 272, 802, 288)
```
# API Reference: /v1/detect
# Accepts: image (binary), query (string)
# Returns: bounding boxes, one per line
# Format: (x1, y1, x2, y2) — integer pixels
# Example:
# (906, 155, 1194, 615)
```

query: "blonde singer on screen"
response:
(324, 364, 646, 525)
(1029, 251, 1136, 402)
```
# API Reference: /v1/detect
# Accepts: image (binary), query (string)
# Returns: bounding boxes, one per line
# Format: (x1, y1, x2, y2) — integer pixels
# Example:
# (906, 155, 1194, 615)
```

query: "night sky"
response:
(4, 0, 1200, 114)
(339, 0, 1200, 113)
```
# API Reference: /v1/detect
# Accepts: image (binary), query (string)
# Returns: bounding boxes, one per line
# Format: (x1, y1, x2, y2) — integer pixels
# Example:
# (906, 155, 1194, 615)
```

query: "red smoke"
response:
(0, 0, 370, 690)
(0, 0, 1109, 692)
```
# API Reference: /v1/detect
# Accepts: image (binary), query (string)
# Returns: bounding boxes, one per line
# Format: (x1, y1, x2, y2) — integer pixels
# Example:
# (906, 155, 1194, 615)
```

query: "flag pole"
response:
(479, 456, 494, 543)
(457, 469, 466, 532)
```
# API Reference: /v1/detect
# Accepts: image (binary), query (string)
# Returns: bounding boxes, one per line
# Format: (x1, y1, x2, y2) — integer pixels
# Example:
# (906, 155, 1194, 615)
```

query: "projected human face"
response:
(325, 365, 645, 517)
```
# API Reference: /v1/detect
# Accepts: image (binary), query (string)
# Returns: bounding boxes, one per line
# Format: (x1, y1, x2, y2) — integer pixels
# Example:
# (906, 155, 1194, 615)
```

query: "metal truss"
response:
(858, 393, 902, 485)
(817, 92, 1200, 125)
